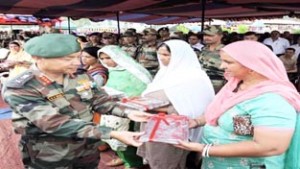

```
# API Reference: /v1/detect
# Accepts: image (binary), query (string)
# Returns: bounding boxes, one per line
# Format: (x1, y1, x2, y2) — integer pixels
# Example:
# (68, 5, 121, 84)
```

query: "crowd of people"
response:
(0, 25, 300, 169)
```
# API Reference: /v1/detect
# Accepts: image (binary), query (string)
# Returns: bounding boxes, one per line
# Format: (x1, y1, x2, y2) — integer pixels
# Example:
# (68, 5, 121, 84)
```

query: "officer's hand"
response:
(127, 110, 153, 122)
(110, 131, 144, 147)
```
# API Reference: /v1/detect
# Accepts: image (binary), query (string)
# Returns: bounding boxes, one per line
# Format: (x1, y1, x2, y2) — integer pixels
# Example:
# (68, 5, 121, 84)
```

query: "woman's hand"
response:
(174, 140, 204, 152)
(189, 119, 199, 128)
(110, 131, 144, 147)
(5, 60, 17, 68)
(17, 61, 32, 68)
(189, 115, 206, 128)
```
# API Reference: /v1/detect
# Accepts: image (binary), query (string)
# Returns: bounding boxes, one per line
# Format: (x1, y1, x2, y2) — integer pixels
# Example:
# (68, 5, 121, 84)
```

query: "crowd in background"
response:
(0, 26, 300, 95)
(1, 27, 300, 90)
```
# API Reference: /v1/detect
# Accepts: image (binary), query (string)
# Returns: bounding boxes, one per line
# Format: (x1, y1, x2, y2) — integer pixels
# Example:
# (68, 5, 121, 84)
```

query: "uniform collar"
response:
(31, 64, 70, 86)
(203, 44, 224, 51)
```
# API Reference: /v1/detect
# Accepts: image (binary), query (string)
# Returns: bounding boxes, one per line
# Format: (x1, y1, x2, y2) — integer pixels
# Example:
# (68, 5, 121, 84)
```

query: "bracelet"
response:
(202, 143, 213, 158)
(202, 144, 208, 157)
(201, 145, 206, 157)
(206, 144, 213, 157)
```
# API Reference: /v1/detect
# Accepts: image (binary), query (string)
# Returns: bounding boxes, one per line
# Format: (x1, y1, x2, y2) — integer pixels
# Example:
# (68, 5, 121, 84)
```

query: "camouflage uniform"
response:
(136, 44, 159, 77)
(199, 44, 225, 93)
(2, 65, 127, 169)
(121, 44, 137, 59)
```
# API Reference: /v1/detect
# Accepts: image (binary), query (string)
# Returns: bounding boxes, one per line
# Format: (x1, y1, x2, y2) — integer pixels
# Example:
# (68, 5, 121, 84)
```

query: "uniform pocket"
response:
(50, 97, 71, 109)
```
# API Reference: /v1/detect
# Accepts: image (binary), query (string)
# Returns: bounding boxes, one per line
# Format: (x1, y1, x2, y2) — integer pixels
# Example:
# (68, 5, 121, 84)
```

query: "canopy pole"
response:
(116, 11, 121, 41)
(201, 0, 206, 36)
(67, 17, 71, 34)
(10, 23, 13, 36)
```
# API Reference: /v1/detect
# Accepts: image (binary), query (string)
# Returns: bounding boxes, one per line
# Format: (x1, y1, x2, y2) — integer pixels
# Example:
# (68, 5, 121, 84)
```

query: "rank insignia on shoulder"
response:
(5, 71, 34, 88)
(47, 93, 64, 101)
(76, 81, 96, 92)
(38, 75, 52, 86)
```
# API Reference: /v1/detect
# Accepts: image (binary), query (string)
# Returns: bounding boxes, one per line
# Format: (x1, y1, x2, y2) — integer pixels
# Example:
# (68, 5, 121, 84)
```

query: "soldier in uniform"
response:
(136, 28, 159, 77)
(2, 34, 150, 169)
(157, 27, 170, 42)
(86, 32, 102, 48)
(101, 32, 117, 46)
(199, 25, 225, 93)
(121, 31, 138, 59)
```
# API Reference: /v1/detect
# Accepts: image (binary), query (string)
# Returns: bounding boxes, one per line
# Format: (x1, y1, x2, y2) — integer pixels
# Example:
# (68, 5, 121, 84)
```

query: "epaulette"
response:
(5, 70, 34, 88)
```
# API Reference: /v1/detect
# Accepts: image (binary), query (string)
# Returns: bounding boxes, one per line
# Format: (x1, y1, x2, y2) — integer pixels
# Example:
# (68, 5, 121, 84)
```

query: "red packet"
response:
(139, 113, 189, 144)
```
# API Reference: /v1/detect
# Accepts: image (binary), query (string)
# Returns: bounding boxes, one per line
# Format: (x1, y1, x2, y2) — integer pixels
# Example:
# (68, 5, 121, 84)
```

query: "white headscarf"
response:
(143, 39, 215, 141)
(98, 45, 152, 84)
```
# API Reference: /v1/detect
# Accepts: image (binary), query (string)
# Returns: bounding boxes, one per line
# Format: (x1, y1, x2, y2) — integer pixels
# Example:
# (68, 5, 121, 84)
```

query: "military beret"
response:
(24, 33, 81, 58)
(203, 25, 223, 35)
(158, 27, 169, 33)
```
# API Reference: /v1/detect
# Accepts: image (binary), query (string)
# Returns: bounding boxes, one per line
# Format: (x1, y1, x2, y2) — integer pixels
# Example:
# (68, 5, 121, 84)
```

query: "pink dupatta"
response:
(205, 41, 300, 126)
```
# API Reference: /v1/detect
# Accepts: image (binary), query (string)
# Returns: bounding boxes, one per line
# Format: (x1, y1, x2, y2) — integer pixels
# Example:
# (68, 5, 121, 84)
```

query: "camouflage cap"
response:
(102, 32, 114, 39)
(203, 25, 223, 35)
(24, 33, 80, 58)
(89, 32, 100, 36)
(122, 31, 136, 37)
(143, 28, 157, 35)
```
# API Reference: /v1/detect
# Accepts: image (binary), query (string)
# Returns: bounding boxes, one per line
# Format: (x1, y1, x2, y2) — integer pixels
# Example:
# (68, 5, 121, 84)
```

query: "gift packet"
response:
(102, 86, 126, 100)
(139, 113, 189, 144)
(118, 97, 170, 111)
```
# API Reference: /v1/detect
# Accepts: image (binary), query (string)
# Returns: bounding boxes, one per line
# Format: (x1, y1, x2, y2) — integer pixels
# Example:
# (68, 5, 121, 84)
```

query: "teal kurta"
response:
(201, 93, 297, 169)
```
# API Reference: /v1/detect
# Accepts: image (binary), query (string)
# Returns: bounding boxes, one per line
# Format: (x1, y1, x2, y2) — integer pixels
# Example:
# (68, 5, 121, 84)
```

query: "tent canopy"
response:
(0, 0, 299, 24)
(0, 14, 58, 25)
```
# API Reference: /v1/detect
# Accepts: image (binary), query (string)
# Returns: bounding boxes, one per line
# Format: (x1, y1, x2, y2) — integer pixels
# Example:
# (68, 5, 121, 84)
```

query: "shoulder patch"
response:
(5, 71, 34, 88)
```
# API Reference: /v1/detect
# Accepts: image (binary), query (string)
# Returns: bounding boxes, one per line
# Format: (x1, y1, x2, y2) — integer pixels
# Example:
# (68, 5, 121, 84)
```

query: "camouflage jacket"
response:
(136, 43, 159, 76)
(121, 44, 137, 59)
(2, 65, 127, 141)
(199, 44, 225, 79)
